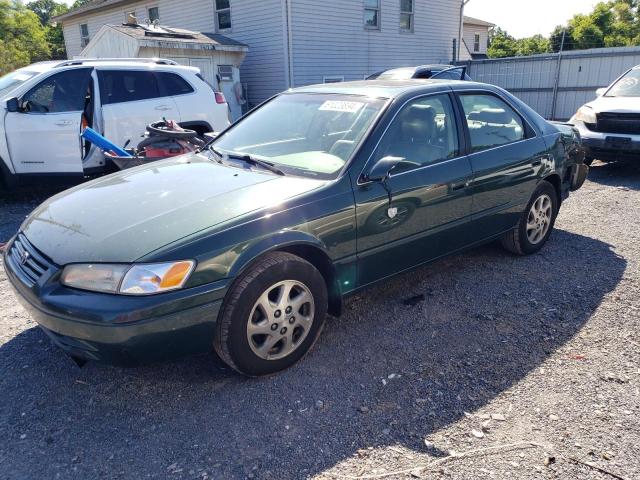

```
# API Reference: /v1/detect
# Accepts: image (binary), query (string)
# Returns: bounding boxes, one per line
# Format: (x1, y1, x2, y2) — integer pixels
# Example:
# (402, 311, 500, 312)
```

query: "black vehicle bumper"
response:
(4, 246, 227, 367)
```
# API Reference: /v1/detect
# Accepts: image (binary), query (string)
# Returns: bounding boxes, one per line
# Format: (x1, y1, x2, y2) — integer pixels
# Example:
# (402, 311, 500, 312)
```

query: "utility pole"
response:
(457, 0, 472, 63)
(550, 29, 567, 120)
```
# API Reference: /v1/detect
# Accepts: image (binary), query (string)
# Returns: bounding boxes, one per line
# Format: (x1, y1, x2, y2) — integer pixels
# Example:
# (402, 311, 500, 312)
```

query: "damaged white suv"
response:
(0, 58, 230, 188)
(571, 64, 640, 165)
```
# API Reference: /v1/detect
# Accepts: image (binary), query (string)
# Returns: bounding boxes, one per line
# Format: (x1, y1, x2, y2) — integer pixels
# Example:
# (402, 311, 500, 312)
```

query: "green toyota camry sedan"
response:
(4, 80, 588, 376)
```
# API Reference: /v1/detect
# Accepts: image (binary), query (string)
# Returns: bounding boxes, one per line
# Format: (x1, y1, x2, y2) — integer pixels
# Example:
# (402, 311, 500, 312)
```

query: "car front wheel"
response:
(501, 181, 559, 255)
(214, 252, 328, 376)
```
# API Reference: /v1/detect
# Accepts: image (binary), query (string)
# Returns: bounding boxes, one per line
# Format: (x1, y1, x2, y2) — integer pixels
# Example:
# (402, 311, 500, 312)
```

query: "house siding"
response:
(221, 0, 288, 106)
(60, 0, 463, 105)
(289, 0, 462, 86)
(461, 23, 490, 60)
(61, 0, 286, 106)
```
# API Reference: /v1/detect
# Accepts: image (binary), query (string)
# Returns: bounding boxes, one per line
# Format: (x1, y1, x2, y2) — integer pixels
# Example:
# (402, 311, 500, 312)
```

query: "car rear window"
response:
(98, 70, 160, 105)
(157, 72, 194, 96)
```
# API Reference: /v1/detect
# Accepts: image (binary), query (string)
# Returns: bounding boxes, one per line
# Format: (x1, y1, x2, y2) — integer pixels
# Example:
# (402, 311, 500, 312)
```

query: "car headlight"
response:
(572, 106, 597, 125)
(61, 261, 195, 295)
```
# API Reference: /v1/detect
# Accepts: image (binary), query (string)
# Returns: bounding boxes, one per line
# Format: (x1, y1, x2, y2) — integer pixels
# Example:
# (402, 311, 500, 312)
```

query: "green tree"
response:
(0, 0, 50, 75)
(487, 28, 550, 58)
(551, 0, 640, 52)
(26, 0, 68, 60)
(487, 27, 518, 58)
(516, 35, 551, 56)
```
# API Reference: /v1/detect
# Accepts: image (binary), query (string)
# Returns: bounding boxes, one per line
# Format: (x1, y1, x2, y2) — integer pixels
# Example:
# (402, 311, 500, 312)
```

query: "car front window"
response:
(213, 93, 387, 178)
(0, 69, 39, 98)
(606, 69, 640, 97)
(376, 68, 417, 80)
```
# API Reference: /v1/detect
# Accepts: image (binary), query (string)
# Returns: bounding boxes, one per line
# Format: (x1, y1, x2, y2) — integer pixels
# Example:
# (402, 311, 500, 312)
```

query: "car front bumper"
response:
(574, 122, 640, 160)
(3, 239, 227, 367)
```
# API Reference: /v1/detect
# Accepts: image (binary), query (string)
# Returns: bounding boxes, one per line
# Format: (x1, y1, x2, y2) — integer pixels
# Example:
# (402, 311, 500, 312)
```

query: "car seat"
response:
(384, 104, 445, 165)
(467, 108, 523, 149)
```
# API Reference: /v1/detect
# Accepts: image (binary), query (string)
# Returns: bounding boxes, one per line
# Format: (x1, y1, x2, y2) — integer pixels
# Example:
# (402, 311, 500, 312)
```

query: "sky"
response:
(61, 0, 600, 40)
(465, 0, 600, 39)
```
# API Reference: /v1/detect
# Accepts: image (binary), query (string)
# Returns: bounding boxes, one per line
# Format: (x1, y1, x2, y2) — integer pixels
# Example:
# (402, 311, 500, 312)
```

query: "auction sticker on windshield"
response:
(319, 100, 364, 113)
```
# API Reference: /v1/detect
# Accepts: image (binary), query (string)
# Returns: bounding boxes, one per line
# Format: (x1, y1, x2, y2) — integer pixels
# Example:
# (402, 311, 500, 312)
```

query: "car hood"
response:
(585, 95, 640, 113)
(20, 154, 327, 265)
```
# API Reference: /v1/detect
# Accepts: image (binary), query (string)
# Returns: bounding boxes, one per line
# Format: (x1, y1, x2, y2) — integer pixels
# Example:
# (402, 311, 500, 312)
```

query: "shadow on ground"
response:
(588, 159, 640, 190)
(0, 227, 625, 479)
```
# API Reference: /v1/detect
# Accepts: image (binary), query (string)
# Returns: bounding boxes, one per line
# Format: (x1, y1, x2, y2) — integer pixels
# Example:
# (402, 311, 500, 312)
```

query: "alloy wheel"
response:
(526, 194, 553, 245)
(246, 280, 315, 361)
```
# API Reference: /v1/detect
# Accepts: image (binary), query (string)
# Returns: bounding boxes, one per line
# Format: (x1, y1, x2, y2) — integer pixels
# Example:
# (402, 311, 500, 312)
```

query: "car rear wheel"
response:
(501, 181, 559, 255)
(213, 252, 327, 376)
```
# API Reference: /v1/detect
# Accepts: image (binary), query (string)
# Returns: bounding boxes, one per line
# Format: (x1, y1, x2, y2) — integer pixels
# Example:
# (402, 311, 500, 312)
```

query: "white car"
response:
(570, 64, 640, 165)
(0, 58, 231, 187)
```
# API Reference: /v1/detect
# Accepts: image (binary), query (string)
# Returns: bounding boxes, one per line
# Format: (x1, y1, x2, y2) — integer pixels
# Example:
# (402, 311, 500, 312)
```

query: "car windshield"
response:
(606, 68, 640, 97)
(0, 69, 39, 98)
(213, 93, 387, 179)
(374, 68, 419, 80)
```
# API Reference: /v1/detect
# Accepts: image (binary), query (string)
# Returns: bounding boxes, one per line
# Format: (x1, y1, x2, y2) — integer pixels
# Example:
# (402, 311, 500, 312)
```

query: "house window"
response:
(218, 65, 233, 81)
(148, 7, 160, 22)
(400, 0, 414, 32)
(364, 0, 380, 29)
(323, 76, 344, 83)
(80, 24, 90, 48)
(215, 0, 232, 31)
(474, 33, 481, 52)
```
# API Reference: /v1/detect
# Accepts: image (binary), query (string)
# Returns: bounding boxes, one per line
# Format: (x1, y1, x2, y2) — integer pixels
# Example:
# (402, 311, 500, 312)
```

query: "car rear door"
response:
(98, 69, 179, 149)
(455, 90, 550, 238)
(4, 68, 92, 174)
(353, 92, 474, 287)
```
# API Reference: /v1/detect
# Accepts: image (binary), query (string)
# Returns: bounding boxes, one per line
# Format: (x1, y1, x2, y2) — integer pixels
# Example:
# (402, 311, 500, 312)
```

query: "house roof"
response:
(106, 24, 248, 50)
(52, 0, 133, 22)
(463, 16, 495, 28)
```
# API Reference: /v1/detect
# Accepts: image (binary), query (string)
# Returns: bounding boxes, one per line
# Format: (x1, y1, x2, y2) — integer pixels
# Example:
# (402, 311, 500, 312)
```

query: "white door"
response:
(98, 69, 179, 149)
(5, 68, 92, 174)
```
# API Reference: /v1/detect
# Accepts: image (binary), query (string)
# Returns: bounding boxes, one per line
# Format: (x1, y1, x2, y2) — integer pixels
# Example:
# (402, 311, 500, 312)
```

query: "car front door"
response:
(456, 91, 549, 238)
(98, 69, 179, 149)
(4, 68, 92, 174)
(353, 93, 474, 287)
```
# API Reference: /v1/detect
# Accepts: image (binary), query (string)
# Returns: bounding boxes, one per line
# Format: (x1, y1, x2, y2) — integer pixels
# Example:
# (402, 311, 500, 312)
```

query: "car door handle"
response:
(451, 181, 470, 191)
(155, 105, 172, 111)
(55, 120, 73, 126)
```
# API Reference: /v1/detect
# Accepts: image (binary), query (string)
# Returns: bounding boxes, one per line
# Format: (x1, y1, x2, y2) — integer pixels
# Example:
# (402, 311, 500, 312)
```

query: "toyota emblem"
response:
(20, 251, 30, 265)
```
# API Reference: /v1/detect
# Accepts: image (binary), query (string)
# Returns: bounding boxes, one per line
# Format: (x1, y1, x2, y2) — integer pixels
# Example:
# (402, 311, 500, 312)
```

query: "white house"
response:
(460, 15, 495, 61)
(54, 0, 466, 107)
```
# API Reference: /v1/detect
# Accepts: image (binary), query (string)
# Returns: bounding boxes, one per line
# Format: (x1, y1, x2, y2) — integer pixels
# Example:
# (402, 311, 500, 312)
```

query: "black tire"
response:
(146, 121, 198, 139)
(501, 181, 559, 256)
(214, 252, 328, 376)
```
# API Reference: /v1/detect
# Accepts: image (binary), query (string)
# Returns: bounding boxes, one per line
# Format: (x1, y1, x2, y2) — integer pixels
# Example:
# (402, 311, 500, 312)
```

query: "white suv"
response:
(0, 58, 231, 187)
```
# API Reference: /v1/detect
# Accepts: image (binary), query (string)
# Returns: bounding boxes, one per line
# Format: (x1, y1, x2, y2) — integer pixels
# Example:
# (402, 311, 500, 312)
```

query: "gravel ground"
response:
(0, 161, 638, 480)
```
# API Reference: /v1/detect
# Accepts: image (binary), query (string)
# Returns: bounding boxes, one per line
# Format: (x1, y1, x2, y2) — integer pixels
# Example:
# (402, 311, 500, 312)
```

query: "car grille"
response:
(6, 233, 54, 287)
(593, 112, 640, 135)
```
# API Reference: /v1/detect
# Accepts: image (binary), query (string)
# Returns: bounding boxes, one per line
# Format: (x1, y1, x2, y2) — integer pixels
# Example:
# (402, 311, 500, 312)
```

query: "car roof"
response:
(29, 58, 198, 73)
(291, 79, 484, 99)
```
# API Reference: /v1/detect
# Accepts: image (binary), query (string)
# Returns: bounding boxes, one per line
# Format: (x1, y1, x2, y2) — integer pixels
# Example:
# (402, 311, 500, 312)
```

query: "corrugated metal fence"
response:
(457, 46, 640, 120)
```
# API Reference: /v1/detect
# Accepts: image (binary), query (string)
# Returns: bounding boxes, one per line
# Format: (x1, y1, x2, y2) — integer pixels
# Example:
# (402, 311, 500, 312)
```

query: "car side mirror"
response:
(596, 88, 607, 96)
(6, 97, 20, 113)
(363, 156, 405, 183)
